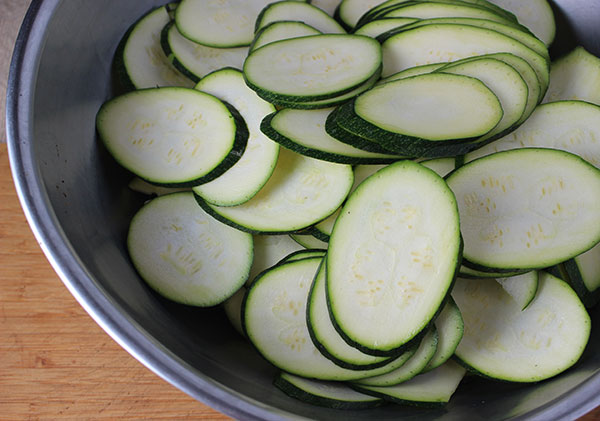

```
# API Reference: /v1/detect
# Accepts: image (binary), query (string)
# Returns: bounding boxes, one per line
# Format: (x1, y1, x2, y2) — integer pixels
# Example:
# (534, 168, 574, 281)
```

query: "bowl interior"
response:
(9, 0, 600, 419)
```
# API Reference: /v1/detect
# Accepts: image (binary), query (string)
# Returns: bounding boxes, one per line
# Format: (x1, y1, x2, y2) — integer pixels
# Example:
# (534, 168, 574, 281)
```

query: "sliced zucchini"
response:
(313, 208, 340, 240)
(96, 87, 248, 187)
(446, 148, 600, 270)
(337, 0, 389, 28)
(127, 192, 252, 306)
(377, 62, 446, 85)
(486, 0, 555, 46)
(192, 68, 279, 206)
(128, 177, 190, 197)
(380, 2, 517, 26)
(261, 108, 402, 164)
(291, 233, 330, 249)
(422, 298, 463, 372)
(420, 157, 456, 177)
(352, 360, 466, 407)
(195, 148, 353, 234)
(250, 20, 321, 52)
(543, 47, 600, 106)
(562, 243, 600, 308)
(327, 160, 461, 354)
(243, 257, 432, 380)
(161, 22, 249, 83)
(496, 271, 539, 311)
(452, 273, 590, 382)
(223, 286, 247, 336)
(353, 17, 418, 38)
(459, 265, 528, 279)
(311, 0, 343, 16)
(255, 1, 346, 34)
(465, 101, 600, 165)
(353, 328, 438, 387)
(247, 234, 304, 285)
(278, 248, 327, 264)
(243, 34, 381, 102)
(274, 372, 384, 409)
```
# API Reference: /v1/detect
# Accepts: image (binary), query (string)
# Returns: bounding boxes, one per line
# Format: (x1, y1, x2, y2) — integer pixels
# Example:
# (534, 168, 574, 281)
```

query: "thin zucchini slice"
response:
(116, 4, 193, 90)
(223, 286, 247, 336)
(96, 87, 248, 187)
(161, 22, 248, 83)
(243, 34, 381, 102)
(543, 47, 600, 106)
(313, 208, 340, 240)
(291, 233, 330, 249)
(274, 372, 384, 409)
(380, 2, 516, 26)
(243, 257, 431, 381)
(311, 0, 343, 16)
(381, 23, 549, 94)
(192, 68, 279, 206)
(195, 148, 353, 234)
(307, 259, 405, 369)
(262, 108, 402, 164)
(175, 0, 306, 48)
(438, 57, 528, 141)
(486, 0, 555, 46)
(459, 265, 528, 279)
(353, 17, 419, 38)
(447, 148, 600, 270)
(352, 360, 466, 407)
(354, 328, 438, 387)
(247, 234, 304, 285)
(496, 271, 539, 311)
(250, 21, 321, 52)
(255, 1, 346, 34)
(337, 0, 389, 28)
(562, 243, 600, 308)
(452, 273, 590, 382)
(422, 298, 463, 372)
(278, 248, 327, 264)
(420, 157, 456, 177)
(128, 177, 190, 197)
(465, 101, 600, 165)
(327, 160, 461, 354)
(127, 192, 252, 306)
(378, 62, 446, 85)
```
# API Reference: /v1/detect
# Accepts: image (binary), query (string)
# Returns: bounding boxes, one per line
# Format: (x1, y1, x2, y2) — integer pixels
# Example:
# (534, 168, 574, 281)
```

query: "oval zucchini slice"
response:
(250, 20, 322, 52)
(255, 1, 346, 34)
(446, 148, 600, 270)
(327, 160, 461, 354)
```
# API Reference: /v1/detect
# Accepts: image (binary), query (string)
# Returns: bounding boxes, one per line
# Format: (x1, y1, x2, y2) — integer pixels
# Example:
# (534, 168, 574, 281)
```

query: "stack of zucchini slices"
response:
(97, 0, 600, 411)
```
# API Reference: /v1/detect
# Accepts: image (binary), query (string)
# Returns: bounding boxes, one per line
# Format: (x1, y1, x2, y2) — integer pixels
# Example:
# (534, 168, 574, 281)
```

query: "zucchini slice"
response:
(96, 87, 248, 187)
(128, 177, 190, 197)
(337, 0, 389, 28)
(161, 22, 249, 83)
(243, 257, 431, 381)
(290, 233, 329, 249)
(378, 62, 446, 85)
(561, 243, 600, 308)
(380, 2, 517, 26)
(223, 286, 247, 336)
(327, 160, 461, 354)
(274, 372, 384, 409)
(243, 34, 381, 102)
(465, 101, 600, 165)
(422, 298, 464, 372)
(452, 273, 590, 382)
(255, 1, 346, 34)
(311, 0, 343, 16)
(116, 3, 193, 89)
(447, 148, 600, 270)
(262, 108, 402, 164)
(278, 249, 327, 264)
(250, 20, 321, 52)
(247, 234, 304, 285)
(195, 148, 353, 234)
(192, 68, 279, 206)
(459, 265, 528, 279)
(353, 17, 418, 38)
(353, 328, 439, 387)
(486, 0, 556, 46)
(543, 46, 600, 106)
(420, 157, 456, 177)
(496, 271, 539, 311)
(352, 360, 466, 407)
(127, 192, 253, 306)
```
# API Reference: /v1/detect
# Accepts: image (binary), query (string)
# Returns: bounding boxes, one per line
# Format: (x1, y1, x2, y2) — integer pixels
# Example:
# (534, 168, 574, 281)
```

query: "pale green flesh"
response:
(281, 249, 327, 263)
(381, 24, 549, 93)
(447, 149, 600, 269)
(279, 372, 381, 402)
(308, 261, 398, 366)
(459, 265, 527, 278)
(244, 35, 381, 98)
(382, 3, 515, 26)
(574, 243, 600, 292)
(354, 18, 418, 38)
(327, 161, 461, 352)
(543, 47, 600, 106)
(251, 21, 321, 52)
(203, 148, 353, 232)
(356, 73, 503, 141)
(465, 101, 600, 167)
(486, 0, 555, 46)
(247, 234, 304, 285)
(420, 157, 456, 177)
(496, 271, 539, 310)
(423, 299, 464, 372)
(338, 0, 389, 27)
(256, 2, 346, 34)
(128, 177, 190, 196)
(315, 208, 340, 238)
(244, 258, 427, 380)
(128, 192, 252, 306)
(123, 5, 193, 89)
(311, 0, 343, 16)
(223, 286, 247, 336)
(440, 58, 528, 140)
(291, 234, 330, 249)
(452, 273, 590, 382)
(271, 108, 400, 159)
(192, 69, 279, 206)
(378, 63, 446, 85)
(352, 165, 388, 190)
(97, 88, 236, 185)
(356, 360, 466, 403)
(167, 24, 249, 80)
(355, 328, 438, 386)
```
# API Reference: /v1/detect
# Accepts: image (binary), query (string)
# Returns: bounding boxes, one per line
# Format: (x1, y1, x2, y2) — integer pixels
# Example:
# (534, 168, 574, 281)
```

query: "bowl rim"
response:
(5, 1, 600, 420)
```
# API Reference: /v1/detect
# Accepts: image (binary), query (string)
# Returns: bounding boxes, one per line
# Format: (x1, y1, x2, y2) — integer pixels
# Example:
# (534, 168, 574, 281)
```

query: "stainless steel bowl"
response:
(6, 1, 600, 419)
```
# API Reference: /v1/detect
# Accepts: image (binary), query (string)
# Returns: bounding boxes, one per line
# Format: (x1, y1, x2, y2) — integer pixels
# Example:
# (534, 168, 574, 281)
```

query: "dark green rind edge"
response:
(563, 259, 600, 308)
(160, 21, 202, 83)
(249, 19, 321, 52)
(347, 383, 448, 408)
(276, 248, 327, 265)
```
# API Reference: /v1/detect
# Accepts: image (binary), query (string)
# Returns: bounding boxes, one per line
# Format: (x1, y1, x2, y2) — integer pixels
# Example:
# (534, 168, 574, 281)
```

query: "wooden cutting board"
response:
(2, 142, 600, 420)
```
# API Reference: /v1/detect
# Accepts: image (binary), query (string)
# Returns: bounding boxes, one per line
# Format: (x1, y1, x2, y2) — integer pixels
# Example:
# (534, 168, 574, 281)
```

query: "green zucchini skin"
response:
(562, 258, 600, 308)
(160, 21, 201, 83)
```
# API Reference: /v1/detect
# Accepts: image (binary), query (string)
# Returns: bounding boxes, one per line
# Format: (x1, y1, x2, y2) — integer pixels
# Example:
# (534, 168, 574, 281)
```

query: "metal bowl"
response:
(6, 1, 600, 419)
